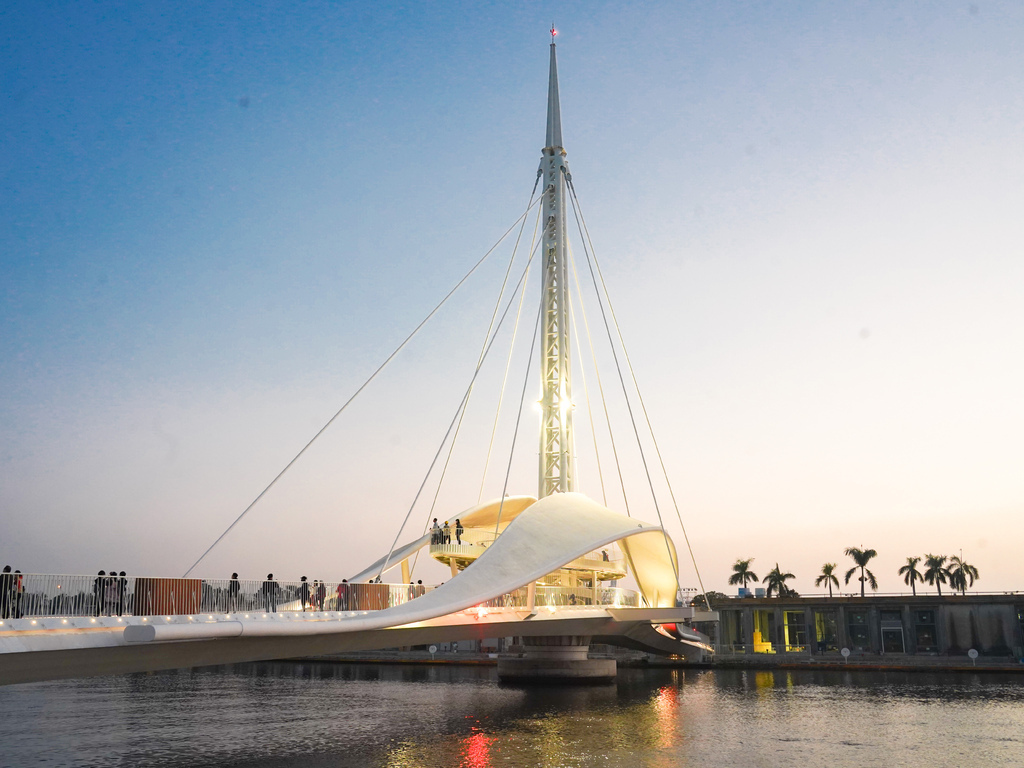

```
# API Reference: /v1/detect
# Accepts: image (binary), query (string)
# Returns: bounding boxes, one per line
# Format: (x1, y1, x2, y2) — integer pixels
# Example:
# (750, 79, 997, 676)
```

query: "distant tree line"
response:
(724, 550, 980, 598)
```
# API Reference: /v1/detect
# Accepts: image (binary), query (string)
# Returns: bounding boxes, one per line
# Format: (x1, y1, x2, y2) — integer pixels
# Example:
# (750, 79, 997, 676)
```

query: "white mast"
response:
(539, 36, 574, 498)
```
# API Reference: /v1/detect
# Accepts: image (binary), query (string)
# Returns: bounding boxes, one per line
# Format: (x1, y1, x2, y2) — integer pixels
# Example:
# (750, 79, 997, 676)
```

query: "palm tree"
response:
(728, 558, 759, 594)
(923, 554, 949, 596)
(947, 555, 979, 595)
(815, 563, 840, 598)
(843, 547, 879, 597)
(898, 556, 924, 596)
(763, 564, 796, 598)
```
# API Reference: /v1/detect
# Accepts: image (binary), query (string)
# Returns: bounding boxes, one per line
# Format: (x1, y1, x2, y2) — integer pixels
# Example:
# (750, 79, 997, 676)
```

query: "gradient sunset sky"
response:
(2, 1, 1022, 595)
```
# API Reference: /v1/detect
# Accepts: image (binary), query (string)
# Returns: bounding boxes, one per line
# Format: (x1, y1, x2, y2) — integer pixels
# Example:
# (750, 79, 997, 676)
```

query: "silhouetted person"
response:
(93, 570, 106, 616)
(0, 566, 12, 619)
(117, 571, 128, 616)
(229, 573, 240, 612)
(416, 579, 424, 597)
(455, 519, 464, 545)
(105, 568, 119, 616)
(261, 574, 278, 611)
(13, 571, 24, 619)
(314, 580, 326, 611)
(431, 518, 440, 544)
(443, 521, 451, 544)
(299, 576, 310, 611)
(336, 579, 349, 611)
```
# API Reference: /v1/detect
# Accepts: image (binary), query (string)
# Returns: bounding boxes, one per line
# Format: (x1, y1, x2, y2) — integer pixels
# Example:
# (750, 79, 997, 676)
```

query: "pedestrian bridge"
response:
(1, 41, 720, 687)
(0, 493, 716, 686)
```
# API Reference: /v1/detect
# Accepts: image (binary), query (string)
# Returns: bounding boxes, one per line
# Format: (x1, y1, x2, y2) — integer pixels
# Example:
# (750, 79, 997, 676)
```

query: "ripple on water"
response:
(0, 665, 1023, 767)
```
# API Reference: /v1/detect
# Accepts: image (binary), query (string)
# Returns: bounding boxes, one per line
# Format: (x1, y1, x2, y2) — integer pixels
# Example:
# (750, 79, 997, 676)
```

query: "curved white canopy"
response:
(350, 492, 679, 622)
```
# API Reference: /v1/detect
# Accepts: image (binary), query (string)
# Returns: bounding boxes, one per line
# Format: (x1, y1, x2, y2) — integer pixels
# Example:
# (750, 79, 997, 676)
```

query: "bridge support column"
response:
(497, 635, 615, 682)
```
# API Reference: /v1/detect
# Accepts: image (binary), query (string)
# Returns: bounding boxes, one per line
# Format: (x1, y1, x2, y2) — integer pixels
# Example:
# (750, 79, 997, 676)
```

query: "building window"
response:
(879, 610, 905, 654)
(784, 611, 807, 652)
(815, 610, 838, 653)
(847, 611, 871, 651)
(914, 609, 938, 653)
(720, 610, 746, 652)
(753, 609, 775, 653)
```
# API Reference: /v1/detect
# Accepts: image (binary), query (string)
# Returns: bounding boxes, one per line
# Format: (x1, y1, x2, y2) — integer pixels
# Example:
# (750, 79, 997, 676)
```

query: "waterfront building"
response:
(708, 594, 1024, 659)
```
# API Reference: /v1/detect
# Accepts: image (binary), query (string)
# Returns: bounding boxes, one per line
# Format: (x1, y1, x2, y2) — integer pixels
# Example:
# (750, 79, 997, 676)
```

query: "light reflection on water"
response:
(1, 663, 1022, 767)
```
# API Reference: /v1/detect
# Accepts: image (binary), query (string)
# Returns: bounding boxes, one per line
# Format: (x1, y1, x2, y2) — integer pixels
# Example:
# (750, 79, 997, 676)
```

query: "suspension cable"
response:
(565, 174, 683, 605)
(421, 177, 542, 533)
(478, 221, 541, 503)
(567, 272, 606, 506)
(567, 176, 709, 609)
(567, 241, 630, 515)
(493, 299, 544, 539)
(376, 247, 539, 581)
(182, 197, 541, 578)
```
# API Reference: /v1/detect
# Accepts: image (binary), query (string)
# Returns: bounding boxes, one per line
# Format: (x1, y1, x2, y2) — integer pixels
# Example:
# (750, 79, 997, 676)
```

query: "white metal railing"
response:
(0, 573, 640, 621)
(0, 573, 433, 620)
(428, 528, 497, 557)
(473, 585, 640, 610)
(428, 534, 627, 575)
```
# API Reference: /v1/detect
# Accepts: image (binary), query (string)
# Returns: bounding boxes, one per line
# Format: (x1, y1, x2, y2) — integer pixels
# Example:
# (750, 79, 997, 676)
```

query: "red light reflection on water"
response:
(653, 685, 680, 747)
(460, 728, 495, 768)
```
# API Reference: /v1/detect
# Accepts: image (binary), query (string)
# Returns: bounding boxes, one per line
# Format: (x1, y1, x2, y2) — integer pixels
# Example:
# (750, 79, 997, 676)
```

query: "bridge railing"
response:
(471, 585, 639, 610)
(0, 573, 434, 620)
(0, 573, 639, 622)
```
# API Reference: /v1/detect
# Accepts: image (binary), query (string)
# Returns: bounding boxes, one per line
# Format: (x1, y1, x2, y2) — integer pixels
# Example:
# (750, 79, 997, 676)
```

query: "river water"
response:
(1, 662, 1022, 767)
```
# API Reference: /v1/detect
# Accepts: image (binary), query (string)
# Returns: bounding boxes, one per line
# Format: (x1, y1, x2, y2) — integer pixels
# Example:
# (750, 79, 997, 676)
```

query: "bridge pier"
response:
(496, 635, 616, 682)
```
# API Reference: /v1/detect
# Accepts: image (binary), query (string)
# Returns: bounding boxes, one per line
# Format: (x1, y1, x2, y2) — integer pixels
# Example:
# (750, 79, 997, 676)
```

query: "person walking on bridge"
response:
(13, 571, 24, 619)
(104, 569, 119, 616)
(0, 566, 13, 619)
(455, 519, 464, 545)
(261, 574, 278, 612)
(229, 573, 240, 612)
(116, 571, 128, 616)
(92, 571, 106, 617)
(431, 518, 440, 544)
(443, 521, 451, 545)
(299, 576, 310, 611)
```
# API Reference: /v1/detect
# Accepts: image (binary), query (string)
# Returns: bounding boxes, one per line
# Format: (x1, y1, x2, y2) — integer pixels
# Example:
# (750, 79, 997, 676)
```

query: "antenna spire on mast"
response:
(545, 31, 563, 150)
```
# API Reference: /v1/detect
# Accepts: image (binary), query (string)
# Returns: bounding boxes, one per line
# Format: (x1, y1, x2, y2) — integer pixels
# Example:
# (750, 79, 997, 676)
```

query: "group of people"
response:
(0, 566, 24, 619)
(92, 570, 129, 616)
(430, 518, 465, 545)
(298, 576, 329, 611)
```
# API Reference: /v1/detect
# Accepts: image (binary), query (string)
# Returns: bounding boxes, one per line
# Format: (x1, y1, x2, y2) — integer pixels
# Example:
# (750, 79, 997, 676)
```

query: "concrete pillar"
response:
(742, 606, 755, 655)
(902, 605, 916, 654)
(835, 605, 848, 650)
(497, 635, 616, 682)
(868, 607, 880, 654)
(935, 603, 949, 653)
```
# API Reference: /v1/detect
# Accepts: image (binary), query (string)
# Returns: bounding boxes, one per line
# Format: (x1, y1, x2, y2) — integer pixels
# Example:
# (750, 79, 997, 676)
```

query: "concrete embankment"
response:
(288, 650, 1024, 675)
(696, 654, 1024, 674)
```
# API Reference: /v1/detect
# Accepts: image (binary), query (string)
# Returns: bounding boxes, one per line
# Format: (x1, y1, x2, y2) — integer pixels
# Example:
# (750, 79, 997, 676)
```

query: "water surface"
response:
(1, 663, 1022, 767)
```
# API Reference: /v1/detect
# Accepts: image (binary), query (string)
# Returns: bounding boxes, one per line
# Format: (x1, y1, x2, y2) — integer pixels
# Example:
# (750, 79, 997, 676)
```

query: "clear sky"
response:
(2, 1, 1022, 596)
